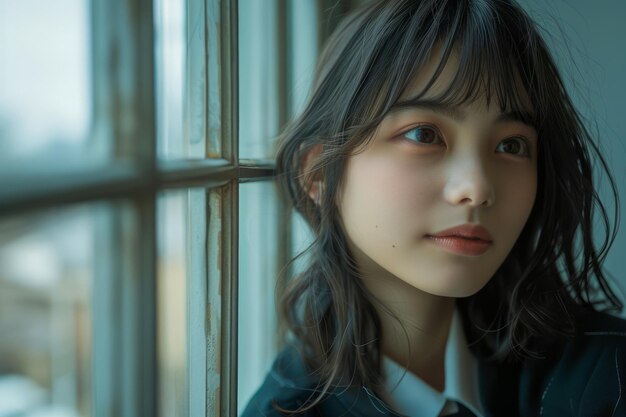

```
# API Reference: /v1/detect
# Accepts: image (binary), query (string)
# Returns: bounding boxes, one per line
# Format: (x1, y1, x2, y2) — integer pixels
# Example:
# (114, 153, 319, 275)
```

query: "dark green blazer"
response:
(242, 310, 626, 416)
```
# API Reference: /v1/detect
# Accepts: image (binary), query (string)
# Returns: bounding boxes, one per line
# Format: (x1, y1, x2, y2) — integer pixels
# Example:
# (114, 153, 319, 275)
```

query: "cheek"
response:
(340, 155, 438, 226)
(342, 155, 437, 210)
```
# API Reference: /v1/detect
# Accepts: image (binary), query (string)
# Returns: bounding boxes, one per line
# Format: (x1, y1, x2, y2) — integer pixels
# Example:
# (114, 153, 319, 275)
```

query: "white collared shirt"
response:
(382, 309, 485, 417)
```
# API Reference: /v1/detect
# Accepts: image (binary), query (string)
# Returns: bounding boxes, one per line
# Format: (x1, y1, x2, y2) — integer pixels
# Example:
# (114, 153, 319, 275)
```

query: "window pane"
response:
(238, 0, 280, 159)
(238, 181, 280, 413)
(157, 190, 188, 417)
(157, 188, 209, 416)
(0, 204, 102, 416)
(155, 0, 216, 161)
(288, 0, 318, 117)
(0, 1, 98, 172)
(155, 0, 191, 160)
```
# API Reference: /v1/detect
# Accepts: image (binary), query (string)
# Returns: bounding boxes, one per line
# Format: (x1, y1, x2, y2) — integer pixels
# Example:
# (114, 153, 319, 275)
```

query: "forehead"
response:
(398, 45, 534, 116)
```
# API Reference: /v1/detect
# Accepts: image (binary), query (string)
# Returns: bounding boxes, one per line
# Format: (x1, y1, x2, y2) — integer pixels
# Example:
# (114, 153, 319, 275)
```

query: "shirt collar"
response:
(382, 308, 485, 417)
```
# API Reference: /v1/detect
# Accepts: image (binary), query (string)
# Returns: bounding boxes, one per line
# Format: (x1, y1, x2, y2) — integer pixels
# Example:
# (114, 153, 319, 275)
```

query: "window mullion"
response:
(219, 182, 239, 417)
(221, 2, 239, 415)
(219, 0, 239, 164)
(125, 0, 159, 412)
(119, 196, 158, 417)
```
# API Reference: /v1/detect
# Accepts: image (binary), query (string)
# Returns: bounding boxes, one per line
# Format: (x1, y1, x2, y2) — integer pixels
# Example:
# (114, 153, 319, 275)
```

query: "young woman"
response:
(243, 1, 626, 416)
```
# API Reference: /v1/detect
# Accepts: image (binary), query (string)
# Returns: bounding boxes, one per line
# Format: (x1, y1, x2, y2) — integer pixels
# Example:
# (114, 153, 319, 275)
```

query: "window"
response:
(0, 0, 326, 416)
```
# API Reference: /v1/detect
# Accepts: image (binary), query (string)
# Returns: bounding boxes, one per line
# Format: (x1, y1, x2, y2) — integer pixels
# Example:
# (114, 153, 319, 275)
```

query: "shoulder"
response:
(240, 345, 393, 417)
(240, 345, 321, 417)
(530, 309, 626, 416)
(557, 309, 626, 374)
(577, 308, 626, 340)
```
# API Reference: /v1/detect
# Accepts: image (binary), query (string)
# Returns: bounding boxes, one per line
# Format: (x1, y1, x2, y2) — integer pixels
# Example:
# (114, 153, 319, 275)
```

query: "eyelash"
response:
(400, 125, 531, 157)
(495, 137, 531, 157)
(401, 124, 445, 146)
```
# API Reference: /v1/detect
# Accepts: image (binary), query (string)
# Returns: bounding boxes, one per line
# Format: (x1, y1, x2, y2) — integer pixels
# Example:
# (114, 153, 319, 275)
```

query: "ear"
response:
(300, 144, 324, 205)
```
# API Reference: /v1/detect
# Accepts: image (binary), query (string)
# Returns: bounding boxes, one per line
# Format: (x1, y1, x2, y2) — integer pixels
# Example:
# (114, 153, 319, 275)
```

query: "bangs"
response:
(402, 14, 536, 124)
(339, 0, 548, 134)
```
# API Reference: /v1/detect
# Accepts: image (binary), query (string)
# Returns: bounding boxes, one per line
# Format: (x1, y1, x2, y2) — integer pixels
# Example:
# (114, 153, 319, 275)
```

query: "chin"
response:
(450, 286, 484, 298)
(403, 274, 490, 299)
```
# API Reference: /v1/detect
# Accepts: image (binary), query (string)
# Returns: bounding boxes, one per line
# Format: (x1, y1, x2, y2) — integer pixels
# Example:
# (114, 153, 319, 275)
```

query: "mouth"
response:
(425, 224, 493, 256)
(427, 235, 491, 242)
(427, 224, 493, 241)
(424, 235, 492, 256)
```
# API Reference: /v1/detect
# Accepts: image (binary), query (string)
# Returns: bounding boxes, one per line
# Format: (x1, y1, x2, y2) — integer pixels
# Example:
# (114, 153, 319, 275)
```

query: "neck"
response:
(354, 248, 456, 392)
(378, 283, 455, 392)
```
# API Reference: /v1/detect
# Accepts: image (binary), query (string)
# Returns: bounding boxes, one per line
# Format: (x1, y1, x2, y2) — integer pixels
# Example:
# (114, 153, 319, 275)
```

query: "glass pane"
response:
(238, 181, 280, 413)
(0, 204, 101, 416)
(238, 0, 280, 159)
(0, 0, 98, 172)
(288, 0, 318, 117)
(157, 190, 189, 417)
(155, 0, 193, 160)
(291, 209, 315, 278)
(155, 0, 210, 161)
(157, 187, 208, 416)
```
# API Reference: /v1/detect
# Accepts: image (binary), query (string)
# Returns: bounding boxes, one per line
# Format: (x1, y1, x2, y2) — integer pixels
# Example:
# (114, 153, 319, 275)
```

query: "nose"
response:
(443, 157, 495, 207)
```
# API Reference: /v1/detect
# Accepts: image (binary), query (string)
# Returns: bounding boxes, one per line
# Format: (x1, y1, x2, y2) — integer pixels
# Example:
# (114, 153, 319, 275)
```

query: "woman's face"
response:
(337, 61, 538, 298)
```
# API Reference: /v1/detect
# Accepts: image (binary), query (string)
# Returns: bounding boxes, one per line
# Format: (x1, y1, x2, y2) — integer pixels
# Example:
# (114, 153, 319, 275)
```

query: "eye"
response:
(401, 124, 445, 146)
(496, 137, 530, 157)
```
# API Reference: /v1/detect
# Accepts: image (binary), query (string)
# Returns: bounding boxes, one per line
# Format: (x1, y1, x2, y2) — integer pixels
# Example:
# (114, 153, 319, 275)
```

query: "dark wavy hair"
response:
(274, 0, 622, 411)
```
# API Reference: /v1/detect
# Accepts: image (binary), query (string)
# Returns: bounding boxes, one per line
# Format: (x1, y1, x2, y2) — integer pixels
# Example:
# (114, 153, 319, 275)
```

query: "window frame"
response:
(0, 0, 295, 416)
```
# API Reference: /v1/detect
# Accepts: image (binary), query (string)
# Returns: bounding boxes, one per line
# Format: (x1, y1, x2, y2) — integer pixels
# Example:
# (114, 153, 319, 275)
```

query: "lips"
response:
(425, 224, 493, 256)
(427, 224, 493, 242)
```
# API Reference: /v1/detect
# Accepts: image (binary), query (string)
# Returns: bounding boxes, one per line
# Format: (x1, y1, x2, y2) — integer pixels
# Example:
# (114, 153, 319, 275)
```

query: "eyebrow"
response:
(391, 99, 536, 129)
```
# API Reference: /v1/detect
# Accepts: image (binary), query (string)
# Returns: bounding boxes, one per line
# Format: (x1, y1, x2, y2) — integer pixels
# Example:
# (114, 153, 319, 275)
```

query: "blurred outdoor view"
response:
(0, 0, 98, 175)
(0, 206, 97, 417)
(0, 0, 94, 415)
(0, 0, 187, 415)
